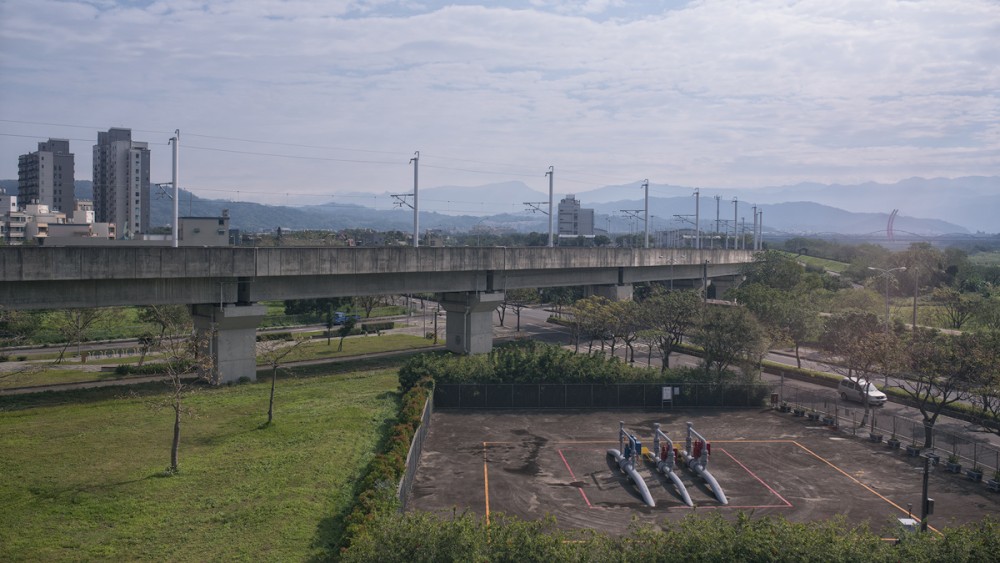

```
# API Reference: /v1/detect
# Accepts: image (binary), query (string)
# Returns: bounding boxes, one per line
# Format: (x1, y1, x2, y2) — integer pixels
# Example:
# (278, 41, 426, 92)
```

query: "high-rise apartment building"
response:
(557, 195, 595, 237)
(93, 128, 150, 239)
(18, 138, 75, 212)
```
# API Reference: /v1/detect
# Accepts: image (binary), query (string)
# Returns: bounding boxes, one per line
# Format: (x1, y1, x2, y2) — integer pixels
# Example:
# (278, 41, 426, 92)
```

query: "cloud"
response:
(0, 0, 997, 209)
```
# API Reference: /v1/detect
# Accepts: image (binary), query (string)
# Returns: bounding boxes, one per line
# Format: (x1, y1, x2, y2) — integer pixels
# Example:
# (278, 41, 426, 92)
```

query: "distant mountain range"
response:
(1, 176, 995, 236)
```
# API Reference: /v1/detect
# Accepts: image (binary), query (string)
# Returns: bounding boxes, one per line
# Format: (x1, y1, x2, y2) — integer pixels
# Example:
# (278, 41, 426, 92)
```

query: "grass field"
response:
(777, 251, 851, 273)
(0, 369, 400, 561)
(274, 333, 436, 363)
(0, 333, 436, 390)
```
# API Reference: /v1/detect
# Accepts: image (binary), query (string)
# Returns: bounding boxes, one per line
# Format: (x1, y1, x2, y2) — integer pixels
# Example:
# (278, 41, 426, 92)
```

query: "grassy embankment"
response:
(0, 368, 400, 561)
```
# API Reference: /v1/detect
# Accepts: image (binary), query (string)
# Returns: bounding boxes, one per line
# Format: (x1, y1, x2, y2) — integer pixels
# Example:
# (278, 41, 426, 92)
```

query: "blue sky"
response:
(1, 0, 997, 209)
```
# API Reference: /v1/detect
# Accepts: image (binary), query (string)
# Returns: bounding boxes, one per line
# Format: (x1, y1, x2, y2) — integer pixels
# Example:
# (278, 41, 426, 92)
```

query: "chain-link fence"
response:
(397, 393, 434, 511)
(434, 382, 777, 410)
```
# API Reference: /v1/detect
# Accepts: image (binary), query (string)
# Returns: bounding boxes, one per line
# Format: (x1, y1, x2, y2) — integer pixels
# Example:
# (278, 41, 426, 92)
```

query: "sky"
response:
(1, 0, 998, 212)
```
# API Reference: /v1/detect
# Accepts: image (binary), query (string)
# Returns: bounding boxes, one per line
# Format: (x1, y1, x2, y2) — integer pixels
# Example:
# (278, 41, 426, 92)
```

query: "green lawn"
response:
(0, 333, 436, 390)
(0, 369, 400, 561)
(273, 333, 436, 364)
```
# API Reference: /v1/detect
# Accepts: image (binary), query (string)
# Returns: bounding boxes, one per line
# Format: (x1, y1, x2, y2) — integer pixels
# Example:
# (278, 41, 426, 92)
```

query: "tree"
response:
(137, 305, 191, 344)
(50, 308, 109, 363)
(608, 300, 641, 363)
(895, 329, 979, 448)
(976, 296, 1000, 332)
(731, 284, 822, 369)
(692, 306, 768, 383)
(352, 295, 383, 319)
(338, 316, 357, 352)
(820, 310, 884, 427)
(643, 290, 701, 372)
(150, 318, 214, 474)
(136, 332, 156, 367)
(283, 297, 350, 320)
(257, 335, 310, 425)
(571, 296, 612, 353)
(740, 250, 804, 291)
(969, 331, 1000, 438)
(0, 307, 37, 349)
(504, 288, 538, 332)
(931, 287, 981, 330)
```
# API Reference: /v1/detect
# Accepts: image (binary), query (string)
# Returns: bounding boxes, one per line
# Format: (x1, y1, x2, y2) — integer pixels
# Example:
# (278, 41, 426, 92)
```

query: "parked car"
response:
(837, 377, 888, 406)
(332, 312, 362, 325)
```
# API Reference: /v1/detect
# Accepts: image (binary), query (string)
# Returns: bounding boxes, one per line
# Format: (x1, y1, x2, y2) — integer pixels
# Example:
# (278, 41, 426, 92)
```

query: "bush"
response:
(113, 362, 191, 376)
(0, 355, 8, 362)
(361, 321, 394, 333)
(16, 355, 27, 361)
(256, 332, 293, 342)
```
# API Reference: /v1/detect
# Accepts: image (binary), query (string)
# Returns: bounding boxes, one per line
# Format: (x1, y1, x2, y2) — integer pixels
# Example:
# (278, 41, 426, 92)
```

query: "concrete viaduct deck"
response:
(0, 246, 753, 383)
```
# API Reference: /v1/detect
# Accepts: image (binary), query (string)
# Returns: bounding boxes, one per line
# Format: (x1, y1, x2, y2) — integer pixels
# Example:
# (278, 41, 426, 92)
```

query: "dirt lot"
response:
(407, 408, 1000, 534)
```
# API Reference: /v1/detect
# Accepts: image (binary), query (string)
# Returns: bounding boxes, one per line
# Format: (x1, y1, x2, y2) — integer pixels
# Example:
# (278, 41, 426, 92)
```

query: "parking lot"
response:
(407, 408, 1000, 534)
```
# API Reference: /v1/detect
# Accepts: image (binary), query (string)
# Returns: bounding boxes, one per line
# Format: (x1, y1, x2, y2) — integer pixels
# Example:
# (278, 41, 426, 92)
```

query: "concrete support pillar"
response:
(708, 276, 743, 300)
(191, 303, 267, 385)
(586, 284, 634, 302)
(439, 291, 505, 355)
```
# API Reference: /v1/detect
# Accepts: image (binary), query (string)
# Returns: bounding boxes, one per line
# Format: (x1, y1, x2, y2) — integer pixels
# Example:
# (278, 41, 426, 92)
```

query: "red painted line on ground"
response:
(558, 448, 594, 509)
(719, 447, 793, 507)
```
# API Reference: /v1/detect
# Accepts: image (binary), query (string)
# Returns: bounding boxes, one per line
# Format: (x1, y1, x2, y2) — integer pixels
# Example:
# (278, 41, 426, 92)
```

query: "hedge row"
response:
(338, 376, 433, 555)
(398, 340, 666, 389)
(113, 362, 191, 375)
(341, 510, 1000, 562)
(361, 321, 394, 333)
(256, 332, 294, 342)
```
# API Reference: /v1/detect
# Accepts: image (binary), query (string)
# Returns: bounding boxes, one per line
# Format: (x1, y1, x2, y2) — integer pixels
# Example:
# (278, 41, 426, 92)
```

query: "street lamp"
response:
(868, 266, 906, 331)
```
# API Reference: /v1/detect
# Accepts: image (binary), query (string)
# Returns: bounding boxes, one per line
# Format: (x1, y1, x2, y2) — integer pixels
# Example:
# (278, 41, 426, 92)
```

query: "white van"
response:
(838, 378, 887, 406)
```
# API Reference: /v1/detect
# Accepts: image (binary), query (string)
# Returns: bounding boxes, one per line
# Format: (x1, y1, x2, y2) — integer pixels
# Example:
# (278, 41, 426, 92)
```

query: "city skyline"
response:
(1, 0, 998, 207)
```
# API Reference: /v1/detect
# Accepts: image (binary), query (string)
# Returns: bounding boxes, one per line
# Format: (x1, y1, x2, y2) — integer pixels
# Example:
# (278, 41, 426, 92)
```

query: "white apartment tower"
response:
(557, 195, 595, 237)
(18, 138, 75, 212)
(93, 128, 150, 239)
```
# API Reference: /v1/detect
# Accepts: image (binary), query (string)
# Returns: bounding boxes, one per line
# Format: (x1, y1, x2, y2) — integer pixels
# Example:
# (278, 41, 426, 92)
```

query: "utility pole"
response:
(410, 151, 419, 248)
(732, 197, 738, 250)
(170, 130, 179, 248)
(714, 195, 721, 249)
(642, 179, 649, 249)
(757, 209, 764, 250)
(693, 188, 700, 250)
(751, 204, 757, 251)
(546, 166, 554, 247)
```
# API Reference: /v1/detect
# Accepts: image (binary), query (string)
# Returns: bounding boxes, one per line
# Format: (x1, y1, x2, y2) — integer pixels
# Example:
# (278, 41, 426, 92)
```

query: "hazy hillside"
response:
(0, 177, 990, 235)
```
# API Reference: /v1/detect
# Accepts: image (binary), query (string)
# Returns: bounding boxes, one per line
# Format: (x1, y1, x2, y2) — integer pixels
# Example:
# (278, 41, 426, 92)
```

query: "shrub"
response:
(0, 355, 8, 362)
(362, 321, 394, 333)
(256, 332, 293, 342)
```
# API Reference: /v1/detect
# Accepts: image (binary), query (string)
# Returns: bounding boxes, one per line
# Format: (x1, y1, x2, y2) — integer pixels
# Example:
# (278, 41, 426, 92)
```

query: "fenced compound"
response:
(781, 387, 1000, 477)
(433, 382, 776, 410)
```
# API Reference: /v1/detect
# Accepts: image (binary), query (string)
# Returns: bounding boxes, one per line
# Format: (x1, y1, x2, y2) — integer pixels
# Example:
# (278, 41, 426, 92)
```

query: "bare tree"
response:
(50, 308, 109, 363)
(138, 305, 191, 344)
(257, 335, 310, 425)
(352, 295, 383, 319)
(149, 323, 214, 474)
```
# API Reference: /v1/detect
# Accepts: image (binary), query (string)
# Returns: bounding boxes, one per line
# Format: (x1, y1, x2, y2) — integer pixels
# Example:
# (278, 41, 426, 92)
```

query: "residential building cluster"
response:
(3, 127, 229, 246)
